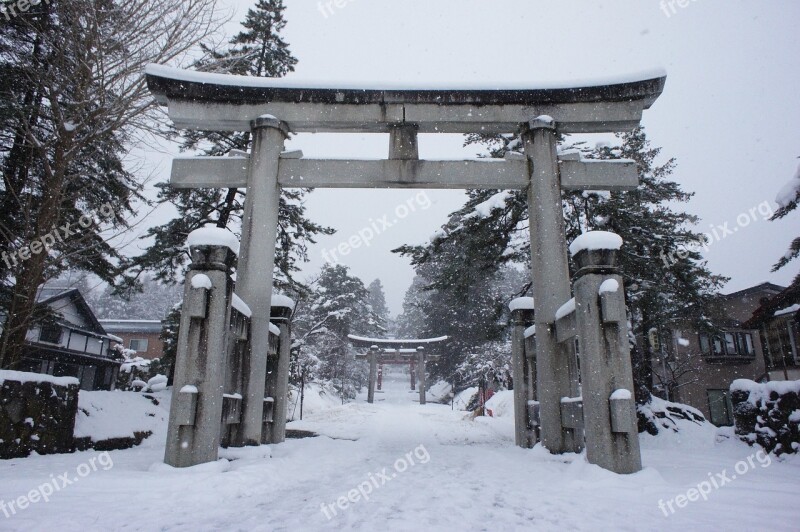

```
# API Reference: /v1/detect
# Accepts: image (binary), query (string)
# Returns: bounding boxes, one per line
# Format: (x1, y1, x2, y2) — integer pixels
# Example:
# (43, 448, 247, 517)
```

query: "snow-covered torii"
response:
(146, 65, 665, 461)
(348, 334, 448, 405)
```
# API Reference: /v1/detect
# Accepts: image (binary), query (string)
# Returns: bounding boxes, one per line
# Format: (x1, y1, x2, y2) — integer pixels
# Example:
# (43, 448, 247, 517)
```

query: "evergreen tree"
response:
(396, 128, 726, 400)
(771, 160, 800, 278)
(290, 264, 380, 399)
(133, 0, 333, 291)
(365, 279, 390, 335)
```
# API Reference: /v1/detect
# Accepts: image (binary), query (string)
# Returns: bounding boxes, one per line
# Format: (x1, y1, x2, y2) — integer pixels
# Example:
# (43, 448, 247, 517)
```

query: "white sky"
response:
(134, 0, 800, 316)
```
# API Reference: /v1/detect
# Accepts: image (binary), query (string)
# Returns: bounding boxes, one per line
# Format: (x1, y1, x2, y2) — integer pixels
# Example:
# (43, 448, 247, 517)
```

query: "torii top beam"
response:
(145, 65, 666, 134)
(347, 335, 448, 350)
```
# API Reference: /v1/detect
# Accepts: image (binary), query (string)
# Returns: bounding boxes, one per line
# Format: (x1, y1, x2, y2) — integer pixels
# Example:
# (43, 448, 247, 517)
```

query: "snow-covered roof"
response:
(0, 369, 79, 387)
(774, 304, 800, 317)
(146, 63, 667, 96)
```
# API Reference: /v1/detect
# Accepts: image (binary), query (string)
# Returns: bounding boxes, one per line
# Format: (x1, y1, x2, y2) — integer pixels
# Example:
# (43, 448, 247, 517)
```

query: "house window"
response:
(129, 338, 148, 352)
(39, 324, 62, 344)
(707, 389, 733, 426)
(724, 333, 738, 354)
(699, 334, 711, 354)
(712, 336, 724, 355)
(740, 333, 754, 355)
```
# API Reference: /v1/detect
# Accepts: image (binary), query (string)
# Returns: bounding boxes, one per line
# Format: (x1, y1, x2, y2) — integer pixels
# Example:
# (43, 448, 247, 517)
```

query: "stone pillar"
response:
(571, 232, 642, 474)
(510, 298, 535, 448)
(165, 237, 237, 467)
(410, 361, 416, 391)
(368, 346, 378, 404)
(522, 116, 583, 454)
(377, 365, 383, 391)
(417, 347, 426, 405)
(236, 116, 288, 446)
(264, 300, 293, 444)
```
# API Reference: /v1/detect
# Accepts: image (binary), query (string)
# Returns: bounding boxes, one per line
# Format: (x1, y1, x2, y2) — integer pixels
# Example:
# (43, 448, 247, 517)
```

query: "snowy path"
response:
(1, 370, 798, 531)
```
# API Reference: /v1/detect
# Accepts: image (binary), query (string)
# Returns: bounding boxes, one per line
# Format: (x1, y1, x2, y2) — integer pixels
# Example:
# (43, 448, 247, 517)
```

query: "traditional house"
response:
(99, 319, 165, 360)
(14, 288, 122, 391)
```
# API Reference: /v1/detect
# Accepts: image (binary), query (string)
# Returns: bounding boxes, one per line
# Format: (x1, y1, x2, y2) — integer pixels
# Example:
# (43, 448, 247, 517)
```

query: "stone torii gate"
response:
(348, 335, 447, 404)
(146, 64, 665, 473)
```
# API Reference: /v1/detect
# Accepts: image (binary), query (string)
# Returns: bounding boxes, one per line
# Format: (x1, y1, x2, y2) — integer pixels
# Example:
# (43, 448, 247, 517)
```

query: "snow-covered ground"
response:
(1, 371, 798, 531)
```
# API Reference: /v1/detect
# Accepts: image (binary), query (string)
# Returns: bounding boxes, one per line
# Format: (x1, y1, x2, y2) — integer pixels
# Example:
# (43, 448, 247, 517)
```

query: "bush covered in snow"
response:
(731, 379, 800, 456)
(637, 395, 707, 435)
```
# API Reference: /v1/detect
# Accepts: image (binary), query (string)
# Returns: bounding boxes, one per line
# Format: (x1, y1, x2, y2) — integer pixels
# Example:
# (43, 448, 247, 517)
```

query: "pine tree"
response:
(770, 161, 800, 294)
(396, 128, 726, 400)
(133, 0, 333, 291)
(365, 279, 390, 335)
(290, 264, 379, 399)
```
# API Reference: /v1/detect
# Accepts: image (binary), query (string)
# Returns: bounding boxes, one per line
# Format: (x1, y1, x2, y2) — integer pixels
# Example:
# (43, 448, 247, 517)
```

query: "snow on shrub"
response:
(637, 395, 707, 435)
(730, 379, 800, 456)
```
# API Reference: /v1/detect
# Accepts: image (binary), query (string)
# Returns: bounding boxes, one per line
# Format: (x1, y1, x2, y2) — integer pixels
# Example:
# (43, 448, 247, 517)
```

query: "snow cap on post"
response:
(187, 224, 240, 256)
(509, 297, 535, 312)
(569, 231, 623, 276)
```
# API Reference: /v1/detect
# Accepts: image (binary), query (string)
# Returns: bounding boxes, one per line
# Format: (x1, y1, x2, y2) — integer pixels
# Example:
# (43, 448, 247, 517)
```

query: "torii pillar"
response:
(235, 116, 288, 446)
(417, 347, 426, 405)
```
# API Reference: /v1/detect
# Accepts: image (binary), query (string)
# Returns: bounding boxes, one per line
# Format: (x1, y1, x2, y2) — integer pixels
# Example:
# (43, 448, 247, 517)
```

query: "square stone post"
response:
(410, 361, 416, 391)
(236, 116, 288, 446)
(377, 365, 383, 391)
(510, 298, 536, 448)
(417, 347, 426, 405)
(522, 116, 583, 454)
(263, 300, 293, 444)
(571, 232, 642, 474)
(165, 239, 237, 467)
(367, 346, 378, 404)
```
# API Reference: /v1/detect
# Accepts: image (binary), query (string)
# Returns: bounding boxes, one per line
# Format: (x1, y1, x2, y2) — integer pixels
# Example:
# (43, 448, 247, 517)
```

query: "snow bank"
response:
(0, 370, 78, 387)
(287, 382, 342, 421)
(485, 390, 514, 418)
(74, 390, 170, 442)
(638, 395, 713, 448)
(453, 387, 479, 411)
(186, 225, 240, 255)
(569, 231, 623, 256)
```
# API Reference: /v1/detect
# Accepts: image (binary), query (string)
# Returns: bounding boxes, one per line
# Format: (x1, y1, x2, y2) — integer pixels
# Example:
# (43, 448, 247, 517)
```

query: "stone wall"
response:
(731, 379, 800, 455)
(0, 371, 80, 459)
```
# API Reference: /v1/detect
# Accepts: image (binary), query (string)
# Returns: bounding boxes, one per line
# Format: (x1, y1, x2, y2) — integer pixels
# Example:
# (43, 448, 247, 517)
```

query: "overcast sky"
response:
(136, 0, 799, 316)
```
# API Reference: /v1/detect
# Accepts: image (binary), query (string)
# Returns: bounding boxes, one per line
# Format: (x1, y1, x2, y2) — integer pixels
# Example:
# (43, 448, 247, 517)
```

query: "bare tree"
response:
(0, 0, 227, 369)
